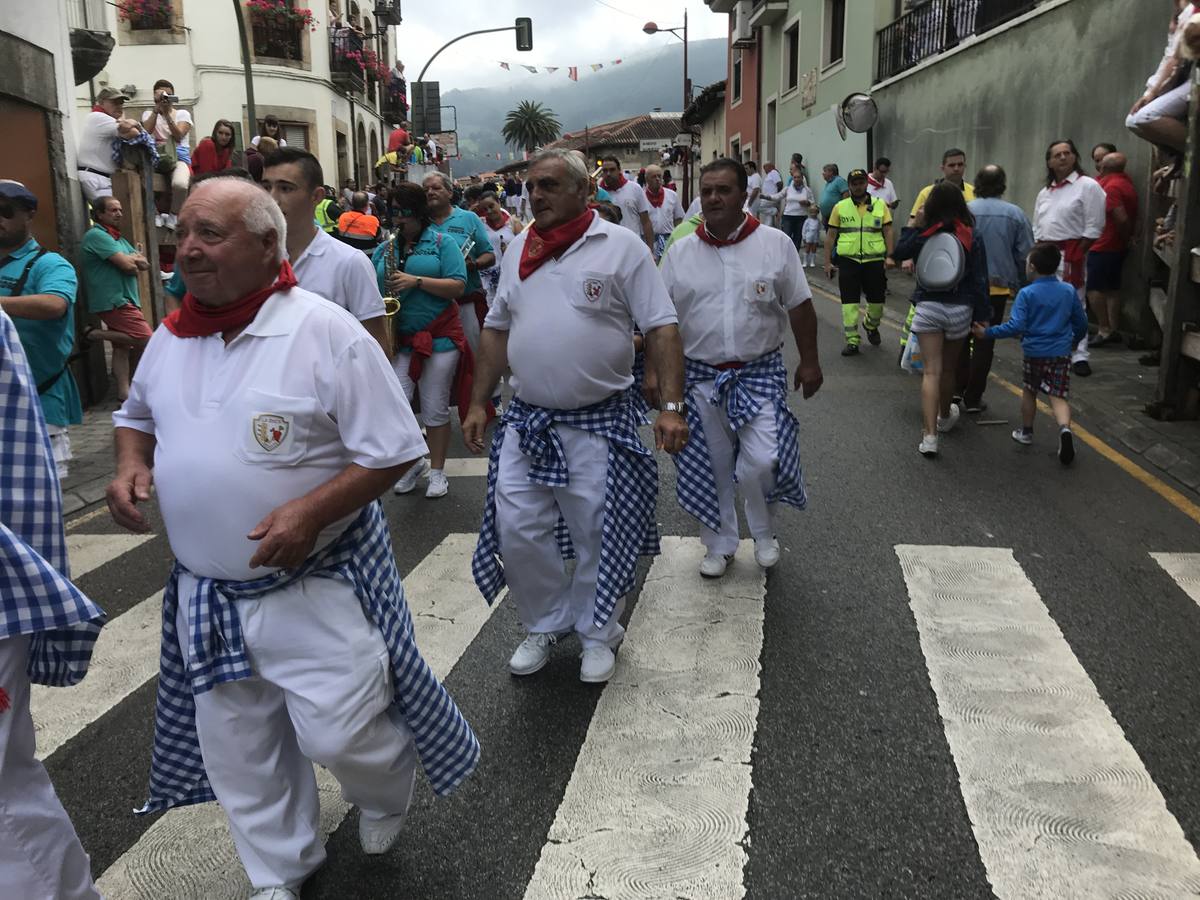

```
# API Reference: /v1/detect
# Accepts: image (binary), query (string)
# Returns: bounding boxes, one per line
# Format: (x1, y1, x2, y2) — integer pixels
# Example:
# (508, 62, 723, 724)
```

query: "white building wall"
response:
(776, 106, 867, 187)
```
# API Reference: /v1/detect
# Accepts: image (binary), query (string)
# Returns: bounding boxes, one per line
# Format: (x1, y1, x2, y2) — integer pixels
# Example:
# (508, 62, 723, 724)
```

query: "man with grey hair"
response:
(106, 177, 479, 899)
(643, 163, 684, 261)
(465, 148, 689, 684)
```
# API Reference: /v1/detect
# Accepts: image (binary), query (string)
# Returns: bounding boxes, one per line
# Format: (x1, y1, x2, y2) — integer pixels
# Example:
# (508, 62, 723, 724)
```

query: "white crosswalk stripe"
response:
(895, 545, 1200, 899)
(94, 533, 501, 899)
(66, 532, 155, 580)
(523, 538, 766, 900)
(1150, 552, 1200, 609)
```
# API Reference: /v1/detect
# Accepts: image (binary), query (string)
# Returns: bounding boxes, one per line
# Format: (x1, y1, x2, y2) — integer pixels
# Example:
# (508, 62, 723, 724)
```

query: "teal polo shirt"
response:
(0, 238, 82, 427)
(428, 207, 492, 295)
(371, 229, 467, 352)
(81, 225, 141, 313)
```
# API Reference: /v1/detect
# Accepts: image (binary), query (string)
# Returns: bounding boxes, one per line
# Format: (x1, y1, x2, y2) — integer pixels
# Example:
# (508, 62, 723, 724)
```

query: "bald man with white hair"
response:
(643, 164, 684, 261)
(106, 178, 479, 899)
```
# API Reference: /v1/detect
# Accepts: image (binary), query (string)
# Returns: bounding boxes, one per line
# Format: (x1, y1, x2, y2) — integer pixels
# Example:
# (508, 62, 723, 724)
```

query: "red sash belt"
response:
(1054, 239, 1087, 289)
(458, 289, 488, 331)
(397, 303, 492, 426)
(715, 361, 745, 371)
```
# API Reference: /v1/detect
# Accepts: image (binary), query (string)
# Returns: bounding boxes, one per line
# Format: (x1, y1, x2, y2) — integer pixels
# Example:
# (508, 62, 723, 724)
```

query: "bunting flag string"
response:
(495, 58, 623, 80)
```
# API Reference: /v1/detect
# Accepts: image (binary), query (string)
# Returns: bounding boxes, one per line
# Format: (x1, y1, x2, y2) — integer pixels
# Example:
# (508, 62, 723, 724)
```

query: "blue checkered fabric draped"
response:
(673, 350, 807, 532)
(0, 311, 105, 686)
(473, 390, 660, 628)
(139, 501, 478, 814)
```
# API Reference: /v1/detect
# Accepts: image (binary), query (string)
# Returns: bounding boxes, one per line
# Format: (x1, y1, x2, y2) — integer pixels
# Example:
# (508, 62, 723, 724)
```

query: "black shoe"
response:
(866, 327, 882, 346)
(1139, 351, 1161, 367)
(1058, 429, 1075, 465)
(952, 394, 964, 406)
(841, 343, 860, 356)
(1073, 361, 1092, 377)
(963, 400, 988, 414)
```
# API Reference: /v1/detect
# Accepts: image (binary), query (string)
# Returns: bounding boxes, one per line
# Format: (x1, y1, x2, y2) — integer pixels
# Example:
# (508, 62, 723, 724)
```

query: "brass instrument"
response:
(381, 233, 402, 318)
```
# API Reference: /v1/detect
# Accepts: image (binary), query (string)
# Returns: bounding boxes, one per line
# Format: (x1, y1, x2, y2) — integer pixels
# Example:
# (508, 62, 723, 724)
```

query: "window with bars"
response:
(732, 50, 743, 103)
(252, 0, 304, 61)
(823, 0, 846, 69)
(784, 21, 800, 91)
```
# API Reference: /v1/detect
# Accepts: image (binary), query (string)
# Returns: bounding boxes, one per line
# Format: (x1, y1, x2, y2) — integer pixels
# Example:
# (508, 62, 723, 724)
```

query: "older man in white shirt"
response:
(1033, 139, 1107, 377)
(76, 87, 142, 200)
(465, 148, 689, 685)
(643, 163, 684, 261)
(105, 178, 478, 900)
(660, 157, 823, 578)
(598, 155, 655, 251)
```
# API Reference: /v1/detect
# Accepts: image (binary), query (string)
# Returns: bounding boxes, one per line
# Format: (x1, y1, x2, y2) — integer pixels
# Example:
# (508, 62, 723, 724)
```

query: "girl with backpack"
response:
(889, 182, 991, 458)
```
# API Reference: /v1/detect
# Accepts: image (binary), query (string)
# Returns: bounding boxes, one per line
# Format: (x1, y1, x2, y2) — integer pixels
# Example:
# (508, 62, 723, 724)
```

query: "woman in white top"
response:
(763, 170, 814, 253)
(250, 115, 288, 149)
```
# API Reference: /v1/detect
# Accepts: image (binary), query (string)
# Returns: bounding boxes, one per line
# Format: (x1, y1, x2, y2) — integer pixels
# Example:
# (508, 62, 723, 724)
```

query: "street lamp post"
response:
(643, 10, 692, 205)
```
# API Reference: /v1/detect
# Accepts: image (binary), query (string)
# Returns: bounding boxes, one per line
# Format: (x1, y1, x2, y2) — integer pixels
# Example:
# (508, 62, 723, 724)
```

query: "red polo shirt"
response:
(1092, 172, 1138, 253)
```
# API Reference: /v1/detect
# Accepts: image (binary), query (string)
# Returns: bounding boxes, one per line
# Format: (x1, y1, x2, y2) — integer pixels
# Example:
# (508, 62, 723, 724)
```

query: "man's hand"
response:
(462, 403, 490, 454)
(885, 257, 897, 270)
(901, 259, 915, 274)
(654, 410, 689, 455)
(106, 464, 154, 533)
(247, 498, 320, 569)
(132, 253, 150, 271)
(794, 364, 824, 399)
(824, 262, 836, 279)
(970, 322, 988, 340)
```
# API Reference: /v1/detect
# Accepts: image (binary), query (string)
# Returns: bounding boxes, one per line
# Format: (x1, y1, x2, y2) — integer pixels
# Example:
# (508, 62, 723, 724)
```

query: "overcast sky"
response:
(391, 0, 727, 91)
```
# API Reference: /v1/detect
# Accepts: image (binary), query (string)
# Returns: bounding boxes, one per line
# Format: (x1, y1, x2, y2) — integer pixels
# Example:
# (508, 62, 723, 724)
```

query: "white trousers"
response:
(394, 348, 459, 428)
(691, 379, 779, 556)
(1073, 286, 1089, 364)
(495, 423, 626, 649)
(459, 300, 482, 358)
(0, 636, 101, 900)
(77, 171, 112, 201)
(176, 573, 418, 891)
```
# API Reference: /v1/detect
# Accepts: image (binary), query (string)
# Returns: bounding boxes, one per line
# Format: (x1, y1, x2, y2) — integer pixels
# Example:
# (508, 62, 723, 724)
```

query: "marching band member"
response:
(106, 178, 478, 900)
(659, 157, 823, 577)
(464, 149, 688, 684)
(0, 309, 106, 900)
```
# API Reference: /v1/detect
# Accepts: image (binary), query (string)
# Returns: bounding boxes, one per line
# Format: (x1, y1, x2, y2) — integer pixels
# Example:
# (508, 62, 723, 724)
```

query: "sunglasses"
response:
(0, 204, 21, 219)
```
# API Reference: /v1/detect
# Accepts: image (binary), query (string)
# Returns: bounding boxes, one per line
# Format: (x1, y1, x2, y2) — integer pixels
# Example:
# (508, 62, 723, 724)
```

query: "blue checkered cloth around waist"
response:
(139, 500, 479, 814)
(674, 349, 807, 532)
(0, 311, 105, 685)
(472, 390, 660, 629)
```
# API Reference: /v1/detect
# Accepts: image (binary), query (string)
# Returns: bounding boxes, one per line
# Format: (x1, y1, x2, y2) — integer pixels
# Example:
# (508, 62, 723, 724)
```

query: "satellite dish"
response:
(840, 93, 879, 134)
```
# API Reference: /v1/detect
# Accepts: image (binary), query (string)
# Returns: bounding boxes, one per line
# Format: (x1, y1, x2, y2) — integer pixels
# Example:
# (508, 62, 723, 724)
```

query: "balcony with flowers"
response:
(329, 26, 387, 98)
(118, 0, 173, 30)
(246, 0, 316, 66)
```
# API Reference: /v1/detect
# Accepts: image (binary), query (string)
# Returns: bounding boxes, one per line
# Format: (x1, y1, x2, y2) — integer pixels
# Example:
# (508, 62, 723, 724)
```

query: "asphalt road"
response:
(45, 280, 1200, 900)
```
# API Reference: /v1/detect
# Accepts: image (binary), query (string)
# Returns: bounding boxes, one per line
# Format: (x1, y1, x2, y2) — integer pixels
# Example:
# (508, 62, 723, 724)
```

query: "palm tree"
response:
(501, 100, 562, 155)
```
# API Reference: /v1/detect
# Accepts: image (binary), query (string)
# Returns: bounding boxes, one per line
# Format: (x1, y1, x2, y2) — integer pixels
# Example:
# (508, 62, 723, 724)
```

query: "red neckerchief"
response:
(92, 105, 106, 114)
(486, 210, 510, 229)
(604, 175, 628, 192)
(519, 209, 594, 280)
(164, 261, 298, 337)
(696, 214, 760, 248)
(1048, 172, 1078, 191)
(101, 224, 123, 241)
(645, 186, 665, 208)
(867, 173, 885, 189)
(920, 220, 974, 252)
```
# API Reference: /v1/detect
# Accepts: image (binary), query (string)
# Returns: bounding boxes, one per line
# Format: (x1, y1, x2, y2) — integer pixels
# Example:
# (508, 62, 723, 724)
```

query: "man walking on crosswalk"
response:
(105, 177, 478, 900)
(465, 148, 689, 685)
(0, 309, 106, 900)
(660, 157, 823, 577)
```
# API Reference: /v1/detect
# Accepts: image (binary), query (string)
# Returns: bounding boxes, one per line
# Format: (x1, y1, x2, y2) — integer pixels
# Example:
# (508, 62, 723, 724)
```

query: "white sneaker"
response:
(1011, 428, 1033, 445)
(509, 632, 558, 676)
(699, 552, 733, 578)
(425, 469, 449, 498)
(393, 457, 430, 494)
(936, 403, 961, 433)
(754, 537, 780, 568)
(579, 644, 618, 683)
(359, 810, 407, 855)
(249, 889, 299, 900)
(919, 434, 939, 457)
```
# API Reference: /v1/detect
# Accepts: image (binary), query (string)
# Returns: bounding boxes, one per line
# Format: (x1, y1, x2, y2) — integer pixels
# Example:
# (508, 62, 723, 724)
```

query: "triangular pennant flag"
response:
(522, 65, 538, 73)
(611, 59, 622, 65)
(568, 66, 578, 81)
(545, 66, 558, 74)
(590, 63, 603, 72)
(499, 61, 510, 70)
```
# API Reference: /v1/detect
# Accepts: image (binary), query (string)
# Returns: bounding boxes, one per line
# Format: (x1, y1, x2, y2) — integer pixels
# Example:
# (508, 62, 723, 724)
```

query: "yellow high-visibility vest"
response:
(315, 198, 340, 234)
(834, 196, 889, 262)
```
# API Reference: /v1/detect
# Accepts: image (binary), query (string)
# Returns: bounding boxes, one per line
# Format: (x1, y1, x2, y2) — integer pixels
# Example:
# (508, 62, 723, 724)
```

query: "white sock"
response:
(430, 468, 444, 477)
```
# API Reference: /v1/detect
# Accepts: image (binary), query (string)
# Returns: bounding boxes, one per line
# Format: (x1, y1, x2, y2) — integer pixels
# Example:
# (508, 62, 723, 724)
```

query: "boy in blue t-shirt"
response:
(972, 242, 1088, 465)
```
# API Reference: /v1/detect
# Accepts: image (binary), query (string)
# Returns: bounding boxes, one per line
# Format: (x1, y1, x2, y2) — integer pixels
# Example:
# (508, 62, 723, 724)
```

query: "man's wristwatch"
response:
(416, 276, 423, 289)
(662, 401, 687, 415)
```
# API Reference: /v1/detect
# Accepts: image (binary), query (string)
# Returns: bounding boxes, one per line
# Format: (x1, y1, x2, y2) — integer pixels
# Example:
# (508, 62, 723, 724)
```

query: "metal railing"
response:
(252, 14, 303, 62)
(66, 0, 108, 30)
(876, 0, 1039, 82)
(330, 28, 365, 79)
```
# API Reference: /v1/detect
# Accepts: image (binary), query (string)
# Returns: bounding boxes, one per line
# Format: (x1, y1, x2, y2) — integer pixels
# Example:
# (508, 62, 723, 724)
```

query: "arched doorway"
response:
(369, 129, 380, 187)
(355, 120, 368, 186)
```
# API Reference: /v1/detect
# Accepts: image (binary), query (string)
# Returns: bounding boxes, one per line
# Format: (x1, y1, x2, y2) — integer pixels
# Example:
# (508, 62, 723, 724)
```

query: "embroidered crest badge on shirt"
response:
(584, 278, 605, 302)
(754, 280, 769, 296)
(252, 414, 289, 451)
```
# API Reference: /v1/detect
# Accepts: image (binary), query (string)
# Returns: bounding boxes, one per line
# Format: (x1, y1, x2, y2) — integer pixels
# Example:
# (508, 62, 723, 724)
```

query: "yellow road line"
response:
(66, 504, 112, 532)
(809, 281, 1200, 527)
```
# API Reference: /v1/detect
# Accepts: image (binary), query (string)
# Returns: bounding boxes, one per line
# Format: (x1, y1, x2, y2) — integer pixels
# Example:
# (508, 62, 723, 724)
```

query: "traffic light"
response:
(515, 17, 533, 52)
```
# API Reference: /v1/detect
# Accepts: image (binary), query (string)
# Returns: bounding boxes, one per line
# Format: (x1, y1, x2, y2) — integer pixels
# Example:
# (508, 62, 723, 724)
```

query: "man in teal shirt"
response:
(81, 196, 152, 401)
(422, 171, 495, 356)
(0, 181, 81, 479)
(818, 163, 850, 226)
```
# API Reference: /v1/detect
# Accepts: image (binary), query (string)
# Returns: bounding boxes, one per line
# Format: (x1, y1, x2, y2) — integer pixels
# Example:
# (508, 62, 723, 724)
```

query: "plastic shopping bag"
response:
(900, 332, 923, 374)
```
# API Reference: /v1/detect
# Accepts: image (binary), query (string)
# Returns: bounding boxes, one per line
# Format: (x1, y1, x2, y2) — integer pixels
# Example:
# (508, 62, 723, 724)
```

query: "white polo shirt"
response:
(647, 187, 685, 237)
(290, 226, 387, 322)
(867, 175, 898, 207)
(485, 215, 678, 410)
(660, 219, 812, 366)
(1033, 171, 1107, 242)
(113, 287, 426, 581)
(77, 111, 119, 173)
(605, 180, 651, 236)
(745, 171, 763, 212)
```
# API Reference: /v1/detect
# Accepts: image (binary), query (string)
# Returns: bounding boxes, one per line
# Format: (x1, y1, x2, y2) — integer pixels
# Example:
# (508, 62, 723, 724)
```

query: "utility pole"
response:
(234, 0, 257, 142)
